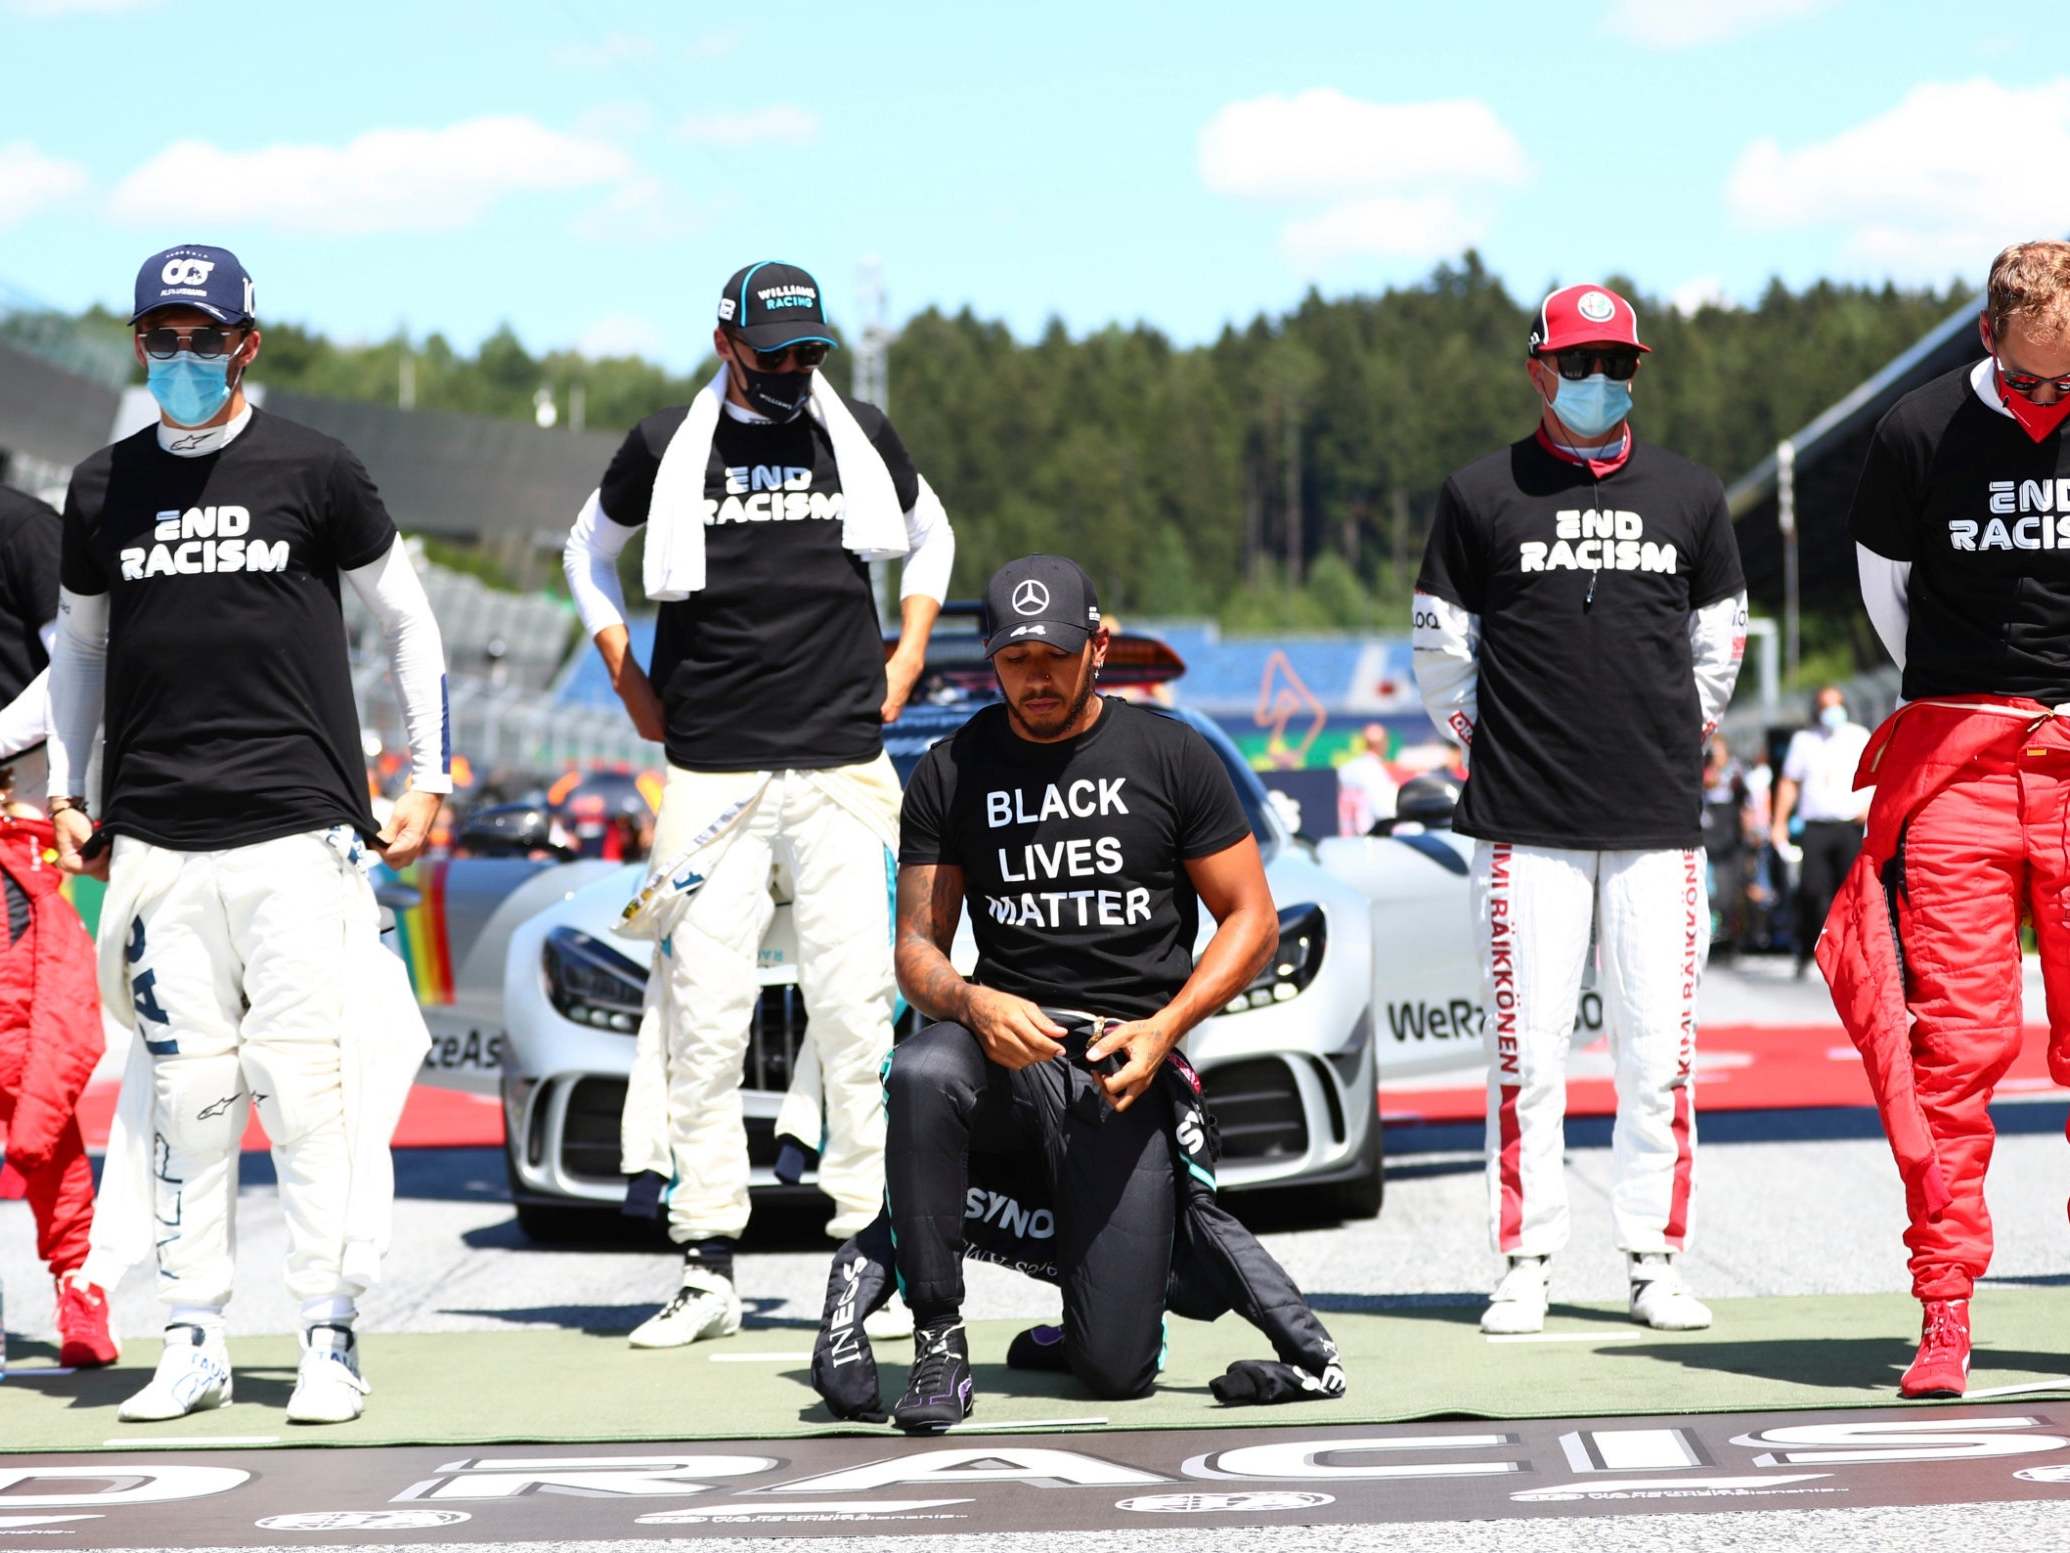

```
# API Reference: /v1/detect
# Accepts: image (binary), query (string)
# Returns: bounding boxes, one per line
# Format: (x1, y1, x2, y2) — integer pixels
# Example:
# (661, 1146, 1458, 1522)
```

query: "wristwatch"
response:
(46, 796, 89, 819)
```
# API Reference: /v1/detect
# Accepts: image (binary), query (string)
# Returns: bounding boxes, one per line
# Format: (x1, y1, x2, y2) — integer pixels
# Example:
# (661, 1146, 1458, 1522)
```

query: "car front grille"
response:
(559, 1075, 783, 1182)
(554, 1003, 921, 1186)
(1199, 1057, 1308, 1162)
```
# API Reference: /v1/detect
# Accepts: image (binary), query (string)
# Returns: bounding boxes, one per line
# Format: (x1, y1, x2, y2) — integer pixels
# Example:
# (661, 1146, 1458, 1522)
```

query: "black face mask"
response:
(738, 362, 813, 420)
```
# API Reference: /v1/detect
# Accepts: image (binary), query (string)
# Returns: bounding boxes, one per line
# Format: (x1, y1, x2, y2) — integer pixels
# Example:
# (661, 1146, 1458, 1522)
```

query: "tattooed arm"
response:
(894, 861, 1064, 1068)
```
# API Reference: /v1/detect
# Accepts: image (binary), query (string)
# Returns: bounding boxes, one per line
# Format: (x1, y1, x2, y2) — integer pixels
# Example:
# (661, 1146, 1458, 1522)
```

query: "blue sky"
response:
(3, 0, 2064, 371)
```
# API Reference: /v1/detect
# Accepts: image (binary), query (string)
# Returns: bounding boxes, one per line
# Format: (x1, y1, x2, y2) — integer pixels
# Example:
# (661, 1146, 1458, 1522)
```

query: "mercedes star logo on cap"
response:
(1012, 580, 1051, 615)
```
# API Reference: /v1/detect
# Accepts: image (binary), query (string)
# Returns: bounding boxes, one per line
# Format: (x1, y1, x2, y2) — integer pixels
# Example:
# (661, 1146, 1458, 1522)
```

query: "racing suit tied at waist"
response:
(615, 754, 903, 1186)
(1816, 695, 2070, 1223)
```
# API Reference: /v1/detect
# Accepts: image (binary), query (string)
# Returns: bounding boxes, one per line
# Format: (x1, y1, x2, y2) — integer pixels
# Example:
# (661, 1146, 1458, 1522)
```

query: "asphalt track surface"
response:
(4, 959, 2070, 1548)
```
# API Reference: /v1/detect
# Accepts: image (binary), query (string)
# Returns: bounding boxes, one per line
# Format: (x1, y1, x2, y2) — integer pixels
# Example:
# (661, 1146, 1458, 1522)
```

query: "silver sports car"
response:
(400, 635, 1421, 1237)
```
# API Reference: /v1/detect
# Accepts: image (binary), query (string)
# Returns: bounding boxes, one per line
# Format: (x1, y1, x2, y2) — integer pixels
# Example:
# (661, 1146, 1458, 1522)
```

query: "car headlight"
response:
(542, 926, 647, 1033)
(1223, 903, 1327, 1014)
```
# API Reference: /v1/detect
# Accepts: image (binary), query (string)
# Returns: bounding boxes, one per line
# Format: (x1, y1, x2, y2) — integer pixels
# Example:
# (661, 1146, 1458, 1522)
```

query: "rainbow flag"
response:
(388, 859, 455, 1005)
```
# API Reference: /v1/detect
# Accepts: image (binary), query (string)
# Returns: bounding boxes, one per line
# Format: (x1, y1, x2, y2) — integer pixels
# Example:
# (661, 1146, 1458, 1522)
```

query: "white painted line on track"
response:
(100, 1436, 280, 1447)
(1965, 1376, 2070, 1398)
(1, 1366, 78, 1379)
(709, 1352, 812, 1362)
(943, 1416, 1108, 1432)
(1485, 1332, 1651, 1345)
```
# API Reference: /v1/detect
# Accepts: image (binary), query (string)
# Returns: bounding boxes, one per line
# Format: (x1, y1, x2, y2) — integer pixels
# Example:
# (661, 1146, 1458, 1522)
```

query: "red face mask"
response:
(1996, 366, 2070, 442)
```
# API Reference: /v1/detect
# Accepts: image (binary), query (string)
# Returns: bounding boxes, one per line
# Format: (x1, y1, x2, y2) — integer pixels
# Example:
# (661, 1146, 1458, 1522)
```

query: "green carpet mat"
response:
(4, 1291, 2066, 1452)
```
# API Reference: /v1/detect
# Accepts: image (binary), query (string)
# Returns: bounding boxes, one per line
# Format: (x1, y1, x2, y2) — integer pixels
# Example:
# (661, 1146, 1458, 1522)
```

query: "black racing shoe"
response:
(892, 1320, 974, 1434)
(1006, 1323, 1071, 1372)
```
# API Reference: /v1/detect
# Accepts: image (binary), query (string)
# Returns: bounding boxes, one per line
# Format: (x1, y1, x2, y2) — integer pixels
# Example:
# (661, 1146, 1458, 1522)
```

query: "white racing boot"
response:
(118, 1324, 233, 1422)
(1628, 1253, 1713, 1330)
(286, 1324, 370, 1425)
(865, 1289, 915, 1340)
(629, 1266, 743, 1350)
(1480, 1255, 1550, 1335)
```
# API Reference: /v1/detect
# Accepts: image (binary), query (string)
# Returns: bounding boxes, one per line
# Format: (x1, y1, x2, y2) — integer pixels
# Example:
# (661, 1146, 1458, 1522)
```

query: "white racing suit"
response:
(1470, 842, 1705, 1257)
(81, 827, 427, 1321)
(618, 756, 901, 1243)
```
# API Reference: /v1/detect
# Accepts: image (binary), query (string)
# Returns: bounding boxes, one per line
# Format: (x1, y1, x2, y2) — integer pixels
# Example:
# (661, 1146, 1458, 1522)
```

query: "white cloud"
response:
(1726, 78, 2070, 275)
(576, 313, 667, 361)
(1281, 196, 1490, 266)
(1604, 0, 1829, 48)
(107, 116, 633, 235)
(678, 105, 820, 147)
(572, 174, 699, 242)
(1198, 89, 1527, 199)
(0, 141, 87, 227)
(1668, 275, 1731, 316)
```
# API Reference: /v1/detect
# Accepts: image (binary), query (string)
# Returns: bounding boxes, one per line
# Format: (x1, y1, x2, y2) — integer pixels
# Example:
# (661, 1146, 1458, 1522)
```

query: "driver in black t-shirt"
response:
(562, 261, 954, 1351)
(884, 555, 1280, 1430)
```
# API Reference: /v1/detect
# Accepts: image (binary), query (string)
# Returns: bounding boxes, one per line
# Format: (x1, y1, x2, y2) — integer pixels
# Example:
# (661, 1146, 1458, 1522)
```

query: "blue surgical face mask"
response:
(1549, 374, 1633, 441)
(1819, 704, 1848, 731)
(146, 350, 236, 427)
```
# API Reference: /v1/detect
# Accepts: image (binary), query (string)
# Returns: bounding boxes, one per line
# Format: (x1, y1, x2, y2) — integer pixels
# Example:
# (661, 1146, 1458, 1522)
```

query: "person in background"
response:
(1700, 736, 1750, 958)
(1336, 722, 1399, 837)
(1771, 686, 1871, 976)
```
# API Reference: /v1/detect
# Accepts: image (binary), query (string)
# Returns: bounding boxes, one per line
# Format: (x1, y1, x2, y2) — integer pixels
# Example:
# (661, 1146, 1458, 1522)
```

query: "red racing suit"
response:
(0, 814, 103, 1278)
(1817, 697, 2070, 1300)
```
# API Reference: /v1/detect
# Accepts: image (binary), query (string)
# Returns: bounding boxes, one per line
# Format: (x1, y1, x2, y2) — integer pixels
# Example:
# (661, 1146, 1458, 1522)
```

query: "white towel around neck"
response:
(641, 364, 909, 601)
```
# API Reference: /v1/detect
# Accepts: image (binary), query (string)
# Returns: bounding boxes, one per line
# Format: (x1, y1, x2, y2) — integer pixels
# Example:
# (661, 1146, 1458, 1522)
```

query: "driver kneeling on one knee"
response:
(875, 554, 1293, 1431)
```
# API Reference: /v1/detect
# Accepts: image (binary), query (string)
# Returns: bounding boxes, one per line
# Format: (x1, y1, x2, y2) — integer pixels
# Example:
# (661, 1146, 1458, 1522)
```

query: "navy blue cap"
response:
(983, 554, 1102, 656)
(130, 243, 255, 326)
(718, 260, 837, 351)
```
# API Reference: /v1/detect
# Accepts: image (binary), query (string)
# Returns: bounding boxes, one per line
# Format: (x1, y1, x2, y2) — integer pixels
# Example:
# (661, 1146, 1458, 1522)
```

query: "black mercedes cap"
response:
(983, 554, 1103, 657)
(717, 259, 838, 351)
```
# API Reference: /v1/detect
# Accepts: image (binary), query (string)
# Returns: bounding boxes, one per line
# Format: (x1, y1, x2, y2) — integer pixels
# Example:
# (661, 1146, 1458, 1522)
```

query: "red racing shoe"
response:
(54, 1272, 121, 1369)
(1899, 1298, 1970, 1398)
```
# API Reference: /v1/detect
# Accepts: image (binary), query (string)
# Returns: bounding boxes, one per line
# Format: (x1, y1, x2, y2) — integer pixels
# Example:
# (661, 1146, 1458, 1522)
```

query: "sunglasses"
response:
(736, 339, 829, 371)
(1545, 348, 1642, 382)
(138, 325, 241, 360)
(1999, 363, 2070, 399)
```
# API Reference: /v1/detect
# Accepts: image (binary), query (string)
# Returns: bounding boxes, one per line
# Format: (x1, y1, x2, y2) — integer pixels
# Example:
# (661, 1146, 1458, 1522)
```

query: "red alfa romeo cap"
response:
(1529, 283, 1650, 355)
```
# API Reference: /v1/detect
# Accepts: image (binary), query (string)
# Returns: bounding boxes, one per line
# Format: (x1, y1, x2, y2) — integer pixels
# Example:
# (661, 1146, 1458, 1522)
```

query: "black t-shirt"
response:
(0, 486, 61, 707)
(1417, 436, 1745, 850)
(61, 411, 393, 849)
(899, 698, 1252, 1021)
(598, 399, 920, 773)
(1849, 362, 2070, 702)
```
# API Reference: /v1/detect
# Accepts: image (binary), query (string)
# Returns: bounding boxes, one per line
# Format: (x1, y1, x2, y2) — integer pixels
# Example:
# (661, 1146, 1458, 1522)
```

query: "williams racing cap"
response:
(131, 243, 256, 325)
(718, 260, 838, 351)
(1529, 282, 1649, 356)
(983, 554, 1103, 657)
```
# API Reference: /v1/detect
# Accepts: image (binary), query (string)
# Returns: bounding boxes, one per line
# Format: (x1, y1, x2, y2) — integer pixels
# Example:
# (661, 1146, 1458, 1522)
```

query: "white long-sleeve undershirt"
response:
(1690, 590, 1749, 736)
(343, 538, 453, 795)
(1410, 590, 1480, 765)
(1857, 545, 1911, 672)
(562, 475, 956, 641)
(0, 622, 57, 762)
(0, 667, 48, 762)
(45, 588, 106, 801)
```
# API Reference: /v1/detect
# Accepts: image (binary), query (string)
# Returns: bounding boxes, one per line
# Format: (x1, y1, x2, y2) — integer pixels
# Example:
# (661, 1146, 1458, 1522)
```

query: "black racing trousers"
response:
(1796, 819, 1863, 963)
(884, 1019, 1175, 1400)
